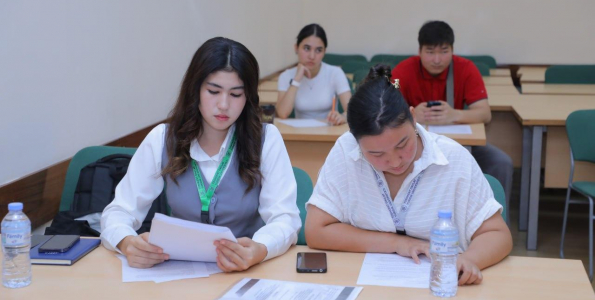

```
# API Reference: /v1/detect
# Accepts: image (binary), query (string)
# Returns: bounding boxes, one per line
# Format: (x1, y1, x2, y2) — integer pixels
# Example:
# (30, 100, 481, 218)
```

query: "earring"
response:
(415, 128, 419, 137)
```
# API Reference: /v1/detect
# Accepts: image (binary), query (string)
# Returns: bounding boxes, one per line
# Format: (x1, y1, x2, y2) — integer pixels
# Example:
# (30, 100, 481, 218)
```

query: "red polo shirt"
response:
(391, 55, 487, 109)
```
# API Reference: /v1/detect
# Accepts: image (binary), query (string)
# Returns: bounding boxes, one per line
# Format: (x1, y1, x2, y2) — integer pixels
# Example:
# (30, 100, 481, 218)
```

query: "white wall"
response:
(303, 0, 595, 65)
(0, 0, 301, 185)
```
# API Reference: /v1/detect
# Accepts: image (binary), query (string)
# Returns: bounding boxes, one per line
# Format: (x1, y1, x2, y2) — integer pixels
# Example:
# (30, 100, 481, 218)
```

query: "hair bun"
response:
(367, 64, 392, 81)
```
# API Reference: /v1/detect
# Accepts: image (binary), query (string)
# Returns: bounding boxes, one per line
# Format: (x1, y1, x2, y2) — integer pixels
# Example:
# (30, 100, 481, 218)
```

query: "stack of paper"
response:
(219, 278, 363, 300)
(118, 255, 222, 283)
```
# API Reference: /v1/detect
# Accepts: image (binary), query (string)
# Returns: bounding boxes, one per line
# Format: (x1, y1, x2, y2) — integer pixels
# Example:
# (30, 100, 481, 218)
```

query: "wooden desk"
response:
(258, 81, 278, 92)
(346, 73, 354, 81)
(512, 96, 595, 250)
(518, 67, 547, 83)
(275, 120, 486, 183)
(490, 68, 510, 77)
(522, 83, 595, 95)
(5, 245, 594, 300)
(486, 85, 520, 95)
(483, 76, 514, 86)
(259, 91, 278, 105)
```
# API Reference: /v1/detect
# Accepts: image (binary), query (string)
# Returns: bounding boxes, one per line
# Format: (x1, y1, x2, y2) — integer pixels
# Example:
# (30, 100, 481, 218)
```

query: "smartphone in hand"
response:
(427, 101, 442, 108)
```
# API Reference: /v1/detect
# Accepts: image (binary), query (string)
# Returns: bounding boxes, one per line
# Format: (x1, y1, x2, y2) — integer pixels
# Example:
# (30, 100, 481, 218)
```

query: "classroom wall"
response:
(303, 0, 595, 65)
(0, 0, 302, 186)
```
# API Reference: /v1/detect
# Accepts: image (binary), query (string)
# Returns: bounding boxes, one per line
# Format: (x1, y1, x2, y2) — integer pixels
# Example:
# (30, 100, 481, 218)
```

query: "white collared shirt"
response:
(100, 123, 301, 261)
(306, 123, 502, 251)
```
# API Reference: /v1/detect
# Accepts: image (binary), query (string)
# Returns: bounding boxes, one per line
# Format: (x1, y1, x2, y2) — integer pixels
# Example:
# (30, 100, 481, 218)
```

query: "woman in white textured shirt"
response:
(305, 65, 512, 285)
(276, 24, 352, 125)
(100, 37, 301, 271)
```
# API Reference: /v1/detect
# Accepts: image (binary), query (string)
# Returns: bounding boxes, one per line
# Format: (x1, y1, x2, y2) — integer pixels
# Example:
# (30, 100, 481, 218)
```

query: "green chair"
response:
(545, 65, 595, 84)
(461, 55, 497, 69)
(341, 60, 374, 74)
(323, 53, 367, 66)
(560, 109, 595, 281)
(474, 62, 491, 77)
(60, 146, 137, 211)
(484, 174, 507, 223)
(370, 54, 412, 68)
(293, 167, 314, 246)
(352, 69, 369, 91)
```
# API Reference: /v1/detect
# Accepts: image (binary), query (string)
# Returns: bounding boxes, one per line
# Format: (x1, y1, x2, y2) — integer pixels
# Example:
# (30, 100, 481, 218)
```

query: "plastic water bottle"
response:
(2, 202, 32, 288)
(430, 210, 459, 297)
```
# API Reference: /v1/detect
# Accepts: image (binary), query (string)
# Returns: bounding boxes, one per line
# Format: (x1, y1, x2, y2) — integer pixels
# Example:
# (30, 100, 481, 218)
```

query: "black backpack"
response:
(46, 154, 168, 236)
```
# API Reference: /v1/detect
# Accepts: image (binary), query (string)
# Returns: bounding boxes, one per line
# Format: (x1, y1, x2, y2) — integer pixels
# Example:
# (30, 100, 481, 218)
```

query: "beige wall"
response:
(303, 0, 595, 65)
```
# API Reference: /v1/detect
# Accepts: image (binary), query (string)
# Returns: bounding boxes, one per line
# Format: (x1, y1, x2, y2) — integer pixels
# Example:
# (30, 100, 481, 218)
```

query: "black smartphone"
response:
(296, 252, 327, 273)
(38, 235, 80, 253)
(427, 101, 442, 107)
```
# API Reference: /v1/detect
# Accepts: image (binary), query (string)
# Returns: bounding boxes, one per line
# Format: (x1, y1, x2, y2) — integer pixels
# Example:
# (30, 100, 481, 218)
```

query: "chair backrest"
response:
(484, 174, 506, 222)
(352, 69, 370, 90)
(370, 54, 413, 68)
(545, 65, 595, 84)
(566, 110, 595, 163)
(323, 53, 367, 66)
(474, 62, 491, 77)
(60, 146, 137, 211)
(461, 55, 497, 69)
(341, 60, 374, 74)
(293, 167, 314, 245)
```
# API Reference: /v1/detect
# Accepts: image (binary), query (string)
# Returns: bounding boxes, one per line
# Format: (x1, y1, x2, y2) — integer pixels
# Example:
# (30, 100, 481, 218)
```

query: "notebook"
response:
(30, 236, 100, 265)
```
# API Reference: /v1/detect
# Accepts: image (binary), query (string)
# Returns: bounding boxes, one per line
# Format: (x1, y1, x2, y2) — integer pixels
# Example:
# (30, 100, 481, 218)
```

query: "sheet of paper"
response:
(148, 213, 237, 262)
(118, 255, 219, 283)
(218, 278, 363, 300)
(428, 124, 472, 135)
(276, 119, 329, 128)
(356, 253, 431, 288)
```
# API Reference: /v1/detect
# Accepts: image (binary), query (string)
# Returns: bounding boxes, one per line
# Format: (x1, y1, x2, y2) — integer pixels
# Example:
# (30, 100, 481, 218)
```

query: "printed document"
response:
(148, 213, 237, 262)
(118, 255, 221, 283)
(356, 253, 431, 288)
(428, 124, 472, 135)
(218, 278, 363, 300)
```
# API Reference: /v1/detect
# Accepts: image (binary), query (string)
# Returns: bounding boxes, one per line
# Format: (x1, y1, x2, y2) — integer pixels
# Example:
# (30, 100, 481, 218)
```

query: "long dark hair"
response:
(297, 23, 328, 48)
(347, 64, 413, 140)
(162, 37, 263, 191)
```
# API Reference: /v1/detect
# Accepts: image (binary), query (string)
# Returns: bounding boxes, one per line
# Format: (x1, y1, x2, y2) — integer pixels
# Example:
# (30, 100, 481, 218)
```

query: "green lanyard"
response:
(192, 133, 237, 212)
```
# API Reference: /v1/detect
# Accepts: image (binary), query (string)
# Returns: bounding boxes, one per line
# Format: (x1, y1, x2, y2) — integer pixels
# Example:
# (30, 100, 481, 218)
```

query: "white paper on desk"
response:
(276, 119, 328, 128)
(117, 255, 219, 283)
(357, 253, 430, 288)
(148, 213, 237, 262)
(218, 278, 363, 300)
(428, 124, 472, 135)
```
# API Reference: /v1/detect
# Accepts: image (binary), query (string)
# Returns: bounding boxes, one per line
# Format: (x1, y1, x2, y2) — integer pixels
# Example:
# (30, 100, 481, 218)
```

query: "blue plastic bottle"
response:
(2, 202, 32, 288)
(430, 210, 459, 297)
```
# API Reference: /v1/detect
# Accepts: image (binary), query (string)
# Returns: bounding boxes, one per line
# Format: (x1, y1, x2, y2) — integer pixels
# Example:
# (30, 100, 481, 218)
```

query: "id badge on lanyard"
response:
(372, 167, 425, 235)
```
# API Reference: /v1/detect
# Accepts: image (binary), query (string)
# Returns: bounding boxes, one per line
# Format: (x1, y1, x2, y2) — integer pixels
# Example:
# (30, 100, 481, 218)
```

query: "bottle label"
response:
(1, 228, 30, 247)
(430, 237, 459, 255)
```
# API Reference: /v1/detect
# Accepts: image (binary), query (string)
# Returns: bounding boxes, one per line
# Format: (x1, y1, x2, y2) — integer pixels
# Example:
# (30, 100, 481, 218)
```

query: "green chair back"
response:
(60, 146, 137, 211)
(474, 62, 490, 77)
(566, 110, 595, 163)
(545, 65, 595, 84)
(461, 55, 497, 69)
(341, 60, 374, 74)
(352, 69, 369, 90)
(370, 54, 412, 68)
(323, 53, 367, 66)
(293, 167, 314, 246)
(484, 174, 506, 222)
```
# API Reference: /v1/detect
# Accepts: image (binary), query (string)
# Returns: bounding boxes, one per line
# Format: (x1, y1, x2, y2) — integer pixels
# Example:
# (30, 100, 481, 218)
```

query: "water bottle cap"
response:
(438, 210, 452, 219)
(8, 202, 23, 211)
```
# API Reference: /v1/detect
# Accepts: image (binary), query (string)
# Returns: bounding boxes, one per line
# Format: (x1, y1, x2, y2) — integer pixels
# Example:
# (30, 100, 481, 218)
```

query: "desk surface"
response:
(522, 83, 595, 95)
(259, 91, 278, 105)
(258, 81, 278, 92)
(518, 66, 547, 83)
(510, 95, 595, 126)
(275, 120, 486, 146)
(5, 245, 593, 300)
(486, 85, 520, 95)
(490, 68, 511, 77)
(483, 76, 513, 86)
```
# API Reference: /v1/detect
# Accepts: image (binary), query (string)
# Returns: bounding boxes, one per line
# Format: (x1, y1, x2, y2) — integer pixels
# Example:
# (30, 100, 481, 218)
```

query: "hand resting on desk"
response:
(214, 237, 267, 272)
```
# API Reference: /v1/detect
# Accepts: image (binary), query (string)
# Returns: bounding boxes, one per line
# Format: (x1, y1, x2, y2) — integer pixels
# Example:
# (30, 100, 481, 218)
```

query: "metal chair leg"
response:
(590, 197, 594, 282)
(560, 186, 572, 259)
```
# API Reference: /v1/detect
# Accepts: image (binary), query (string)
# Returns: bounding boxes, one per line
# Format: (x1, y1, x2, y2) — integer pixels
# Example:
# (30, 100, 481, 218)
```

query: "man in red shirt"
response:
(392, 21, 512, 218)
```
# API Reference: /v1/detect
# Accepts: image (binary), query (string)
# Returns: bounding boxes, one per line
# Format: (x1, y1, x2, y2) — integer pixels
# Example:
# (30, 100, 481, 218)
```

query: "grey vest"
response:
(161, 126, 266, 238)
